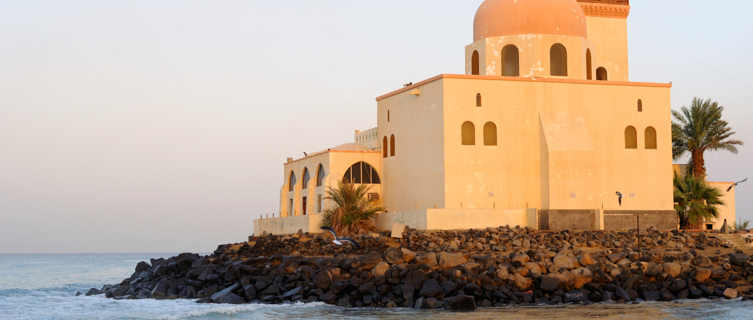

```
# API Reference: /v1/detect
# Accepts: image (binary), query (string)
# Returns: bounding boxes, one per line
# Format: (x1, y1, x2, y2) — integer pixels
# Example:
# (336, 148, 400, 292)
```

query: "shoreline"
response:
(91, 227, 753, 311)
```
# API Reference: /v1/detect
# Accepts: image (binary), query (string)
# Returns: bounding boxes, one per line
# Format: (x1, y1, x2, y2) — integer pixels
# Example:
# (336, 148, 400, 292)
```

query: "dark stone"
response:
(314, 271, 331, 290)
(615, 287, 630, 301)
(540, 276, 561, 292)
(420, 279, 443, 298)
(641, 289, 661, 301)
(670, 279, 687, 292)
(282, 287, 302, 300)
(445, 295, 477, 311)
(210, 283, 240, 303)
(384, 248, 404, 265)
(441, 280, 458, 295)
(135, 261, 150, 273)
(85, 288, 103, 296)
(730, 253, 749, 267)
(243, 284, 257, 300)
(564, 290, 586, 304)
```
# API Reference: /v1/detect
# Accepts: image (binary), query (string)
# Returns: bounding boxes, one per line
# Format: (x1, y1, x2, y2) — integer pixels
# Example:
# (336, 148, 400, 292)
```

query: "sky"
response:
(0, 0, 751, 253)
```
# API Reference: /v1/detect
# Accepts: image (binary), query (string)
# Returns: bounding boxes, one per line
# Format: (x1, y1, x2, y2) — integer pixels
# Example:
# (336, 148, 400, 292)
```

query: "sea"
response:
(1, 254, 753, 320)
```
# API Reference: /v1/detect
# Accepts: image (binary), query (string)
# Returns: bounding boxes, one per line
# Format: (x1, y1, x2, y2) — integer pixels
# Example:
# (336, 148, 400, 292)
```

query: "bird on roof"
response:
(616, 191, 624, 206)
(303, 152, 308, 157)
(403, 82, 413, 87)
(727, 178, 748, 192)
(321, 226, 360, 249)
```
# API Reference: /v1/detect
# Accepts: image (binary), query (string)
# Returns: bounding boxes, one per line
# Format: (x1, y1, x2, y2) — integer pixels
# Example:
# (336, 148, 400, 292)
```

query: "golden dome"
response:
(473, 0, 588, 41)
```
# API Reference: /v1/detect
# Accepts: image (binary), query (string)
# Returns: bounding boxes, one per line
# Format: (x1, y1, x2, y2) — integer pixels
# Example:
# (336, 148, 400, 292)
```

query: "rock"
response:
(663, 262, 682, 278)
(314, 271, 332, 290)
(724, 288, 739, 299)
(579, 253, 596, 266)
(391, 223, 407, 238)
(445, 295, 476, 311)
(540, 276, 561, 292)
(210, 283, 240, 303)
(553, 254, 578, 270)
(135, 261, 150, 273)
(694, 268, 711, 283)
(512, 273, 532, 290)
(564, 290, 586, 304)
(150, 279, 170, 299)
(439, 252, 467, 269)
(384, 248, 404, 265)
(419, 279, 443, 297)
(525, 262, 543, 276)
(373, 261, 390, 277)
(730, 253, 749, 267)
(243, 284, 257, 300)
(356, 253, 383, 271)
(496, 266, 510, 279)
(511, 252, 530, 265)
(415, 297, 441, 309)
(281, 287, 302, 300)
(572, 268, 593, 289)
(416, 253, 438, 267)
(85, 288, 103, 296)
(401, 248, 417, 263)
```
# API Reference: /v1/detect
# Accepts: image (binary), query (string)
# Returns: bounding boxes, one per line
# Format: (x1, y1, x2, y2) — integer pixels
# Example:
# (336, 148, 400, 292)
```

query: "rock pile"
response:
(92, 227, 753, 311)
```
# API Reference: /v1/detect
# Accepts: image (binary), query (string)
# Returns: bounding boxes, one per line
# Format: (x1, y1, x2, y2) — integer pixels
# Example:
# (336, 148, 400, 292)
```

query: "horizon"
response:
(1, 0, 751, 253)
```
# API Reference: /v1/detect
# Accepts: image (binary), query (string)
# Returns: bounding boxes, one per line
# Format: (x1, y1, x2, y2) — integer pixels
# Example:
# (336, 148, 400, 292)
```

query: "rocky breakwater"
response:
(90, 227, 753, 311)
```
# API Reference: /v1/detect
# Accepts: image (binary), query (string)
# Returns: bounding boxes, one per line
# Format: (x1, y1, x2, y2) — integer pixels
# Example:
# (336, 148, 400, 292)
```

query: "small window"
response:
(596, 67, 608, 81)
(586, 49, 593, 80)
(550, 44, 568, 76)
(289, 198, 293, 216)
(471, 50, 480, 75)
(302, 196, 307, 216)
(387, 110, 390, 122)
(476, 93, 482, 107)
(706, 224, 713, 231)
(637, 99, 643, 112)
(390, 135, 396, 156)
(462, 122, 475, 145)
(317, 194, 323, 213)
(316, 164, 325, 187)
(302, 168, 310, 189)
(645, 127, 657, 149)
(368, 193, 380, 201)
(483, 122, 497, 146)
(502, 45, 520, 76)
(288, 172, 296, 192)
(625, 126, 638, 149)
(382, 137, 388, 158)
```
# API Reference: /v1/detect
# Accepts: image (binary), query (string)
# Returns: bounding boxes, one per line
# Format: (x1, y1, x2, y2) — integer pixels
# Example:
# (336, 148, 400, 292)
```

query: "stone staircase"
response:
(714, 233, 753, 255)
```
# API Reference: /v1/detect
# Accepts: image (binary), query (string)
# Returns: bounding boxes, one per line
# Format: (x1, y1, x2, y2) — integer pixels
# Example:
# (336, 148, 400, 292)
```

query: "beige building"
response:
(255, 0, 733, 235)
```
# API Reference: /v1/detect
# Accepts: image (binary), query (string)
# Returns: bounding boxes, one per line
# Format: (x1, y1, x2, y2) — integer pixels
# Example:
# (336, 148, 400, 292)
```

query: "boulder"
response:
(135, 261, 150, 273)
(694, 268, 711, 283)
(724, 288, 738, 299)
(553, 254, 578, 270)
(416, 253, 438, 267)
(663, 262, 682, 278)
(314, 271, 332, 290)
(211, 284, 244, 304)
(439, 252, 467, 269)
(512, 273, 532, 290)
(85, 288, 103, 296)
(401, 248, 417, 263)
(579, 253, 596, 266)
(419, 279, 443, 297)
(373, 261, 390, 278)
(572, 267, 593, 289)
(540, 276, 561, 292)
(445, 295, 477, 311)
(730, 253, 749, 267)
(384, 248, 404, 265)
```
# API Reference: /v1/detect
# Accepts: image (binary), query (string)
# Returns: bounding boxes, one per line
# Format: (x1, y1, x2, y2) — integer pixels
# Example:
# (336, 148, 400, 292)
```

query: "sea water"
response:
(1, 253, 753, 320)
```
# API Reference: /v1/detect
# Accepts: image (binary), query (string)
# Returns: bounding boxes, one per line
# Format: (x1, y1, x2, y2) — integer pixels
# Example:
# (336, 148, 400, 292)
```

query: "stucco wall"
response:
(603, 210, 678, 231)
(539, 209, 598, 231)
(583, 16, 629, 81)
(253, 214, 324, 236)
(708, 182, 736, 230)
(425, 208, 530, 230)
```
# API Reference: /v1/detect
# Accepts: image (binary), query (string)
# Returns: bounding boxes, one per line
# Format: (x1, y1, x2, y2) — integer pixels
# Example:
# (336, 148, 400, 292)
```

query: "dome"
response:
(473, 0, 587, 41)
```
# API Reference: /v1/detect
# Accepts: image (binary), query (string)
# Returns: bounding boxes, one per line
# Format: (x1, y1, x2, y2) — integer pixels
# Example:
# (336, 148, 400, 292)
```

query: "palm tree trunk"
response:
(692, 150, 706, 178)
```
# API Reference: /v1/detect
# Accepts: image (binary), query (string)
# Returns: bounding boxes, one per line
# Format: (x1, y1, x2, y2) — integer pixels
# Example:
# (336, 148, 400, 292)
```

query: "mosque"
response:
(254, 0, 736, 235)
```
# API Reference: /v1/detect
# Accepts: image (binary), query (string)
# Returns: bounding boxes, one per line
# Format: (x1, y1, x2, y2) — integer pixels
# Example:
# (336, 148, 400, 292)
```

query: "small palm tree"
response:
(672, 98, 743, 178)
(735, 220, 750, 231)
(322, 182, 384, 236)
(674, 173, 724, 228)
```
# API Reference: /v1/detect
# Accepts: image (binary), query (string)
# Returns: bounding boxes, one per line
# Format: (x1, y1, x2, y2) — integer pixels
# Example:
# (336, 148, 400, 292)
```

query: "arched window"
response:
(624, 126, 638, 149)
(586, 49, 593, 80)
(645, 127, 657, 149)
(288, 171, 297, 191)
(302, 168, 310, 189)
(550, 44, 568, 76)
(462, 122, 475, 145)
(316, 164, 325, 187)
(596, 67, 608, 81)
(471, 50, 480, 75)
(483, 122, 498, 146)
(390, 135, 396, 156)
(637, 99, 643, 112)
(342, 162, 381, 184)
(387, 110, 390, 122)
(476, 93, 482, 107)
(502, 45, 520, 76)
(382, 137, 388, 158)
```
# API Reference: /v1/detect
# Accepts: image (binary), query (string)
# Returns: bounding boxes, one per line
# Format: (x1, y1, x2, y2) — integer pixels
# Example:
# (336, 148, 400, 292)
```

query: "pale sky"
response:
(1, 1, 751, 253)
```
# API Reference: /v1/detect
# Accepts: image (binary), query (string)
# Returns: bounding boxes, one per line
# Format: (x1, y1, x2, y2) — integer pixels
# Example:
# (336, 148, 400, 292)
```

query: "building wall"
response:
(355, 127, 380, 150)
(583, 16, 629, 81)
(465, 34, 589, 79)
(378, 80, 446, 214)
(708, 182, 736, 230)
(280, 150, 382, 218)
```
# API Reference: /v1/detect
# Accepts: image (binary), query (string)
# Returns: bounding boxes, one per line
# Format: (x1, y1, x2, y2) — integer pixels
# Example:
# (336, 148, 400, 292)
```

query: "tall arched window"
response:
(471, 50, 480, 75)
(550, 44, 568, 76)
(645, 127, 657, 149)
(302, 168, 310, 189)
(342, 162, 381, 184)
(586, 49, 593, 80)
(382, 137, 388, 158)
(502, 45, 520, 76)
(316, 164, 325, 187)
(288, 171, 297, 191)
(483, 122, 498, 146)
(390, 135, 396, 156)
(596, 67, 608, 81)
(625, 126, 638, 149)
(476, 93, 482, 107)
(637, 99, 643, 112)
(462, 122, 475, 145)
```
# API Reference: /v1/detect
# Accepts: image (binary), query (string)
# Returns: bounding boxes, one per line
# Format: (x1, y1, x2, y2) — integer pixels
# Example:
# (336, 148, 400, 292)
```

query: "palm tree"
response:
(322, 182, 384, 236)
(673, 173, 724, 228)
(672, 98, 743, 178)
